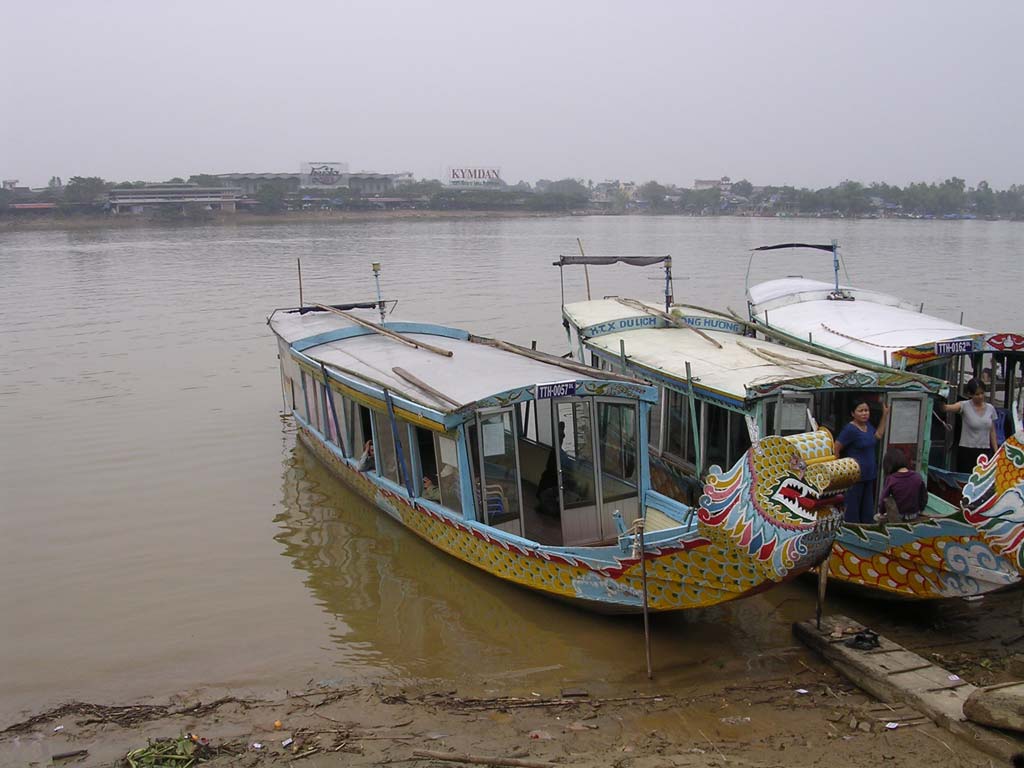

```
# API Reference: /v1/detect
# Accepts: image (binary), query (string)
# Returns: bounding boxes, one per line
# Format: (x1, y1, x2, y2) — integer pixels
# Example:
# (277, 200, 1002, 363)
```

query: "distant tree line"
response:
(3, 174, 1024, 220)
(635, 177, 1024, 219)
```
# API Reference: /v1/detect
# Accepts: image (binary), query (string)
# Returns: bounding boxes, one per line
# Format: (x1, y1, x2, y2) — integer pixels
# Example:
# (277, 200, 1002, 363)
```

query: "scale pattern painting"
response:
(298, 420, 852, 611)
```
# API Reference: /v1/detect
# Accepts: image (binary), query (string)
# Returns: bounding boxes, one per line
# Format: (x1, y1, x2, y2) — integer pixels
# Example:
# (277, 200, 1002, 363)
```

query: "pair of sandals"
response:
(844, 629, 880, 651)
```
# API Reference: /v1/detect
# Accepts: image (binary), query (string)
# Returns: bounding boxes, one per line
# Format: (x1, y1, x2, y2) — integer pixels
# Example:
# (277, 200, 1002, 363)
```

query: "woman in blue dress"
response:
(834, 399, 890, 524)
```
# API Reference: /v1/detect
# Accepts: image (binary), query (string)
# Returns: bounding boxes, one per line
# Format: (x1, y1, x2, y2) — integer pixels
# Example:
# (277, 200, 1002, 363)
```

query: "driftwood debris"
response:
(413, 749, 556, 768)
(421, 692, 666, 713)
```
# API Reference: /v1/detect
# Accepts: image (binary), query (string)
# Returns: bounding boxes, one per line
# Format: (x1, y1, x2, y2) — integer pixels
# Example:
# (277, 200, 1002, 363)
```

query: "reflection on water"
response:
(275, 436, 822, 693)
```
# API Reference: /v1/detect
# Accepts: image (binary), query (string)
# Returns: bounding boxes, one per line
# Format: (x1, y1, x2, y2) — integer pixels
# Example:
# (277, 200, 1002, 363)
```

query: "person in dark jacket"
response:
(877, 447, 928, 522)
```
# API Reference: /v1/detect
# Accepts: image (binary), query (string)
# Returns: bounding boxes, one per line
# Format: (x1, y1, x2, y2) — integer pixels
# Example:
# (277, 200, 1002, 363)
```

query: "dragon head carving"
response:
(698, 429, 858, 579)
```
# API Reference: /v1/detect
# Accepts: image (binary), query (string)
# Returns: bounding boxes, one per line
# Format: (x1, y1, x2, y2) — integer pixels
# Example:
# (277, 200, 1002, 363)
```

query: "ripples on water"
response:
(0, 218, 1020, 720)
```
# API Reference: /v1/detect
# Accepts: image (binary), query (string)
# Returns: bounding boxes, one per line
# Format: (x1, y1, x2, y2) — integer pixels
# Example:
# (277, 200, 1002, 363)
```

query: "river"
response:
(1, 215, 1021, 722)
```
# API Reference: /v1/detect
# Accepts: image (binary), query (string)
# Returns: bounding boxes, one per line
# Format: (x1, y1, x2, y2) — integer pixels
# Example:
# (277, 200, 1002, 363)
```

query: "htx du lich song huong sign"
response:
(446, 167, 503, 187)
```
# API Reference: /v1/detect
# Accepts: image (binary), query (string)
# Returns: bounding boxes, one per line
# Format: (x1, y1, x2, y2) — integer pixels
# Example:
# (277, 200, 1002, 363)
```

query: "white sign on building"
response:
(301, 162, 350, 188)
(446, 167, 503, 187)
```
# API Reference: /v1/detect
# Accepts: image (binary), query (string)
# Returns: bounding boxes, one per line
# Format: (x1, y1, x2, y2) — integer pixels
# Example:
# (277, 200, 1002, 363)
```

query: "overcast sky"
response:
(4, 0, 1022, 189)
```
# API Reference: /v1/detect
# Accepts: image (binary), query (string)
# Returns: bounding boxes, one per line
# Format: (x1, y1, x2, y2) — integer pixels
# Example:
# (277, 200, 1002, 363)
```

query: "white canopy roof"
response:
(564, 299, 866, 402)
(271, 306, 622, 411)
(747, 278, 981, 366)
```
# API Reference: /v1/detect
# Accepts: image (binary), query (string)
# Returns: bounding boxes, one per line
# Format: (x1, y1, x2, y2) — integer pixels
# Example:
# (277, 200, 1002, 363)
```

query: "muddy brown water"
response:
(1, 216, 1022, 724)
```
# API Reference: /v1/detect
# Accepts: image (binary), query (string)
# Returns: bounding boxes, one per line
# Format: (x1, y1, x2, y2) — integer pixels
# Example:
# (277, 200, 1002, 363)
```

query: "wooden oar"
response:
(312, 303, 453, 358)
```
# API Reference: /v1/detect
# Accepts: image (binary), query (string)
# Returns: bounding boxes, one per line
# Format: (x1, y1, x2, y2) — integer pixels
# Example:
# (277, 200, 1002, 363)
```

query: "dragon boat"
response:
(745, 241, 1024, 505)
(553, 253, 1021, 599)
(267, 269, 855, 614)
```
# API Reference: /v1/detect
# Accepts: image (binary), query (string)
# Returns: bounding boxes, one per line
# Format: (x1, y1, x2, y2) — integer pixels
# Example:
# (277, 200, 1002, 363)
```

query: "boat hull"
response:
(829, 517, 1020, 599)
(295, 424, 830, 614)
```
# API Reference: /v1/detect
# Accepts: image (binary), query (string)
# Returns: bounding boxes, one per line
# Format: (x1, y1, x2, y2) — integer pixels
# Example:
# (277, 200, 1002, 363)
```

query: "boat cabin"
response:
(747, 276, 1023, 477)
(269, 304, 656, 547)
(561, 298, 948, 507)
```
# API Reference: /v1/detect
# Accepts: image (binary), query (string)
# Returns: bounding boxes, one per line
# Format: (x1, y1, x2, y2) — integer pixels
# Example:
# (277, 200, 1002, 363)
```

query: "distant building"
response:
(214, 173, 301, 195)
(108, 184, 242, 214)
(693, 176, 732, 192)
(213, 162, 408, 196)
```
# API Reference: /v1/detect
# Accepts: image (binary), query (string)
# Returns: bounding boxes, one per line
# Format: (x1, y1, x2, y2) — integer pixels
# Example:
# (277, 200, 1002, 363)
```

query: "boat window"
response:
(812, 392, 840, 437)
(597, 401, 637, 483)
(323, 385, 341, 448)
(415, 426, 436, 495)
(885, 396, 925, 473)
(434, 432, 463, 515)
(597, 400, 640, 536)
(395, 420, 413, 488)
(373, 410, 399, 483)
(728, 410, 751, 466)
(300, 371, 311, 423)
(663, 388, 698, 466)
(766, 395, 812, 437)
(343, 399, 365, 457)
(649, 394, 662, 453)
(705, 404, 729, 470)
(556, 401, 598, 510)
(474, 410, 523, 534)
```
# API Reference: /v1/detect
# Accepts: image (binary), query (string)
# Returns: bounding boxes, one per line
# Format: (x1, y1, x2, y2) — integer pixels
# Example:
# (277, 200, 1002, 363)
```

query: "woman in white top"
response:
(942, 378, 998, 473)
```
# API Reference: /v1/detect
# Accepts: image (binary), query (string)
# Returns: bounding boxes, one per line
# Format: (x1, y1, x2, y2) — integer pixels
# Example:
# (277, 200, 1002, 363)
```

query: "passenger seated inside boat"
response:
(357, 440, 375, 472)
(876, 448, 927, 523)
(422, 474, 440, 501)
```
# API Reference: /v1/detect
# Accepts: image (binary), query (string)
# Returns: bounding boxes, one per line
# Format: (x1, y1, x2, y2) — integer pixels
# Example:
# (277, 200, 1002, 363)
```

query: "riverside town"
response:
(3, 165, 1024, 223)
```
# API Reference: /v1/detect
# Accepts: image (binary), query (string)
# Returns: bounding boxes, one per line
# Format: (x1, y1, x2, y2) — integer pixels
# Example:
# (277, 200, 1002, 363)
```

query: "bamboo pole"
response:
(816, 555, 830, 631)
(392, 366, 462, 408)
(413, 750, 556, 768)
(638, 519, 653, 680)
(475, 337, 640, 383)
(297, 258, 304, 309)
(616, 298, 722, 349)
(311, 303, 453, 357)
(577, 238, 592, 300)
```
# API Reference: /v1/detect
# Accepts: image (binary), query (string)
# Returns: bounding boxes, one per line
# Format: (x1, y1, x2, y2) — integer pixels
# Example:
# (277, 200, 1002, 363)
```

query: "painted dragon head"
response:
(962, 425, 1024, 572)
(698, 429, 859, 580)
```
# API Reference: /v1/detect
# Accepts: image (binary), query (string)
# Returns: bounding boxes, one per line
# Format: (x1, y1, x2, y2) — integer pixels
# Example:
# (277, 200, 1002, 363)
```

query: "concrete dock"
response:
(794, 614, 1024, 761)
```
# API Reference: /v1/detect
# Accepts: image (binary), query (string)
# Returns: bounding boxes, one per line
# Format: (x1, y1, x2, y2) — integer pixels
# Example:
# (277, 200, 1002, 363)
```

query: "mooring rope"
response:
(820, 322, 905, 349)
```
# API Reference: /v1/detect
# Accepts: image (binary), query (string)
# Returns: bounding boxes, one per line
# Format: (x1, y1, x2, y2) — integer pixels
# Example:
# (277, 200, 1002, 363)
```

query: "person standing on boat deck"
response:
(835, 399, 890, 524)
(942, 378, 998, 472)
(357, 440, 375, 472)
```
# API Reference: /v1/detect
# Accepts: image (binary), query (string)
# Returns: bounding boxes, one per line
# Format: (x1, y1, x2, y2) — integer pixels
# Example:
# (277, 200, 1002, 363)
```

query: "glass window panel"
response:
(556, 401, 598, 510)
(434, 433, 462, 515)
(477, 411, 522, 529)
(705, 403, 729, 470)
(727, 410, 752, 467)
(394, 420, 413, 487)
(664, 388, 697, 465)
(598, 402, 637, 486)
(649, 396, 662, 452)
(373, 411, 398, 482)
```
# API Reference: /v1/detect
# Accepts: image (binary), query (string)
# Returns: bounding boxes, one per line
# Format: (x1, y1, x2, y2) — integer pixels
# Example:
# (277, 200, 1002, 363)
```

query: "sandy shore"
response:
(3, 639, 1010, 767)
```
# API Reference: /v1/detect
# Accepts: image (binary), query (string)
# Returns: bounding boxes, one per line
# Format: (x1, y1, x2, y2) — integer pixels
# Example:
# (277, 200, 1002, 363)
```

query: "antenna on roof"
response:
(372, 261, 386, 325)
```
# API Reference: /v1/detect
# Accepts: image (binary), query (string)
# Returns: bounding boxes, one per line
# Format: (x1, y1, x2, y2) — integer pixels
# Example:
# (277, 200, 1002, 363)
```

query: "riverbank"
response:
(0, 653, 997, 767)
(0, 209, 564, 233)
(10, 585, 1024, 767)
